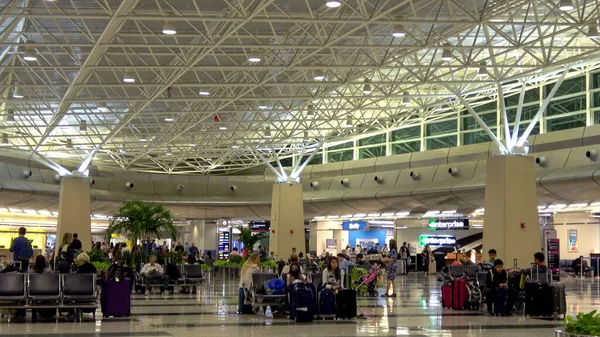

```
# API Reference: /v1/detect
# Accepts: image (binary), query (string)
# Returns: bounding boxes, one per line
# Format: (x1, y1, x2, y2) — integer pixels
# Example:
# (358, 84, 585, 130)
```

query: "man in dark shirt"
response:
(485, 259, 509, 316)
(70, 233, 82, 251)
(9, 227, 32, 270)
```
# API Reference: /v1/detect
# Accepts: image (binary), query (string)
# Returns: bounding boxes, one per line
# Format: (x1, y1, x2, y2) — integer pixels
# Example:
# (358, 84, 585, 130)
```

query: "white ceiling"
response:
(1, 0, 599, 174)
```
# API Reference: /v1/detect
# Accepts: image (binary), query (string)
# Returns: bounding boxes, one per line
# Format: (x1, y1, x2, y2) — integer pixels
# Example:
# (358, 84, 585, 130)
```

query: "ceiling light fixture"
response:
(139, 135, 148, 142)
(477, 61, 489, 76)
(325, 0, 342, 8)
(441, 43, 453, 61)
(1, 134, 8, 145)
(219, 126, 227, 130)
(164, 117, 174, 122)
(559, 0, 574, 11)
(198, 90, 210, 96)
(166, 147, 172, 156)
(306, 104, 315, 116)
(79, 120, 87, 132)
(189, 136, 197, 147)
(264, 126, 272, 138)
(5, 110, 15, 123)
(23, 41, 37, 61)
(12, 87, 23, 98)
(97, 102, 108, 111)
(587, 24, 599, 39)
(66, 139, 73, 149)
(402, 91, 410, 104)
(162, 20, 177, 35)
(248, 48, 261, 62)
(123, 70, 136, 83)
(392, 17, 406, 37)
(313, 71, 325, 81)
(345, 118, 353, 128)
(119, 144, 126, 154)
(362, 78, 372, 94)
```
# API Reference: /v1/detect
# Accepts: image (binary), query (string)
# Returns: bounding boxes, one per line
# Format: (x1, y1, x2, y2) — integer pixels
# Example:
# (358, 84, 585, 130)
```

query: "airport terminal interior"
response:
(1, 0, 600, 336)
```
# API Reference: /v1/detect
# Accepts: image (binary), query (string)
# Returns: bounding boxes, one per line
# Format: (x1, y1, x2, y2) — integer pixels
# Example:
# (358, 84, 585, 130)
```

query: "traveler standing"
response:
(238, 254, 260, 314)
(381, 239, 398, 297)
(400, 242, 410, 274)
(56, 233, 75, 273)
(422, 244, 432, 275)
(70, 233, 82, 252)
(9, 227, 33, 271)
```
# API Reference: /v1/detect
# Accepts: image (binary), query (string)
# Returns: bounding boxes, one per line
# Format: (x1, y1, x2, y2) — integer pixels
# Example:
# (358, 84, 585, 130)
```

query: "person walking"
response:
(9, 227, 33, 271)
(422, 244, 432, 275)
(56, 233, 75, 273)
(381, 240, 398, 297)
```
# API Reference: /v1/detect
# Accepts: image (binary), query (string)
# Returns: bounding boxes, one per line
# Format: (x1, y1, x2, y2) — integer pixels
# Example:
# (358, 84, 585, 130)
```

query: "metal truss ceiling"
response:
(0, 0, 599, 174)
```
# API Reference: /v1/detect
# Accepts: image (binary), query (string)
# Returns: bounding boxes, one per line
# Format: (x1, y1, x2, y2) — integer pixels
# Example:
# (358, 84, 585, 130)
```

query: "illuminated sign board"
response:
(341, 221, 367, 230)
(428, 219, 469, 230)
(418, 235, 457, 247)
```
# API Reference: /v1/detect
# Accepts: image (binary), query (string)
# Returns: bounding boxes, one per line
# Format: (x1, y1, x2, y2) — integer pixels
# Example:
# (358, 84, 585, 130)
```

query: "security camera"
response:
(54, 174, 62, 183)
(89, 179, 96, 186)
(374, 175, 384, 184)
(409, 171, 420, 180)
(340, 178, 349, 187)
(586, 149, 598, 161)
(535, 156, 548, 167)
(22, 169, 32, 179)
(310, 181, 319, 189)
(229, 185, 237, 192)
(125, 182, 134, 189)
(448, 167, 459, 176)
(177, 185, 185, 192)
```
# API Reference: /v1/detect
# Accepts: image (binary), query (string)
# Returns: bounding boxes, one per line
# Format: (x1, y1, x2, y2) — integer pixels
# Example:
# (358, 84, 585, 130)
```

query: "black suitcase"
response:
(524, 282, 553, 316)
(336, 289, 357, 319)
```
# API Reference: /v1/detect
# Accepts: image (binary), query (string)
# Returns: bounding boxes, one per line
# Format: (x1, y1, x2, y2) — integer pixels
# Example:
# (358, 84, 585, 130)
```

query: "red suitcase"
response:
(441, 285, 452, 308)
(452, 278, 468, 310)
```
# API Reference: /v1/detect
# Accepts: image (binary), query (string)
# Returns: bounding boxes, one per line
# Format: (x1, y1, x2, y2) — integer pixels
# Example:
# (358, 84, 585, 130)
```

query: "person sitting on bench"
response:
(141, 255, 169, 295)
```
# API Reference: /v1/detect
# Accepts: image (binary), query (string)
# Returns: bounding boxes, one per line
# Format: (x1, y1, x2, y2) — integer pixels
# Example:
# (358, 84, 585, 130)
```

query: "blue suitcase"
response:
(494, 288, 507, 315)
(289, 283, 316, 322)
(319, 287, 336, 318)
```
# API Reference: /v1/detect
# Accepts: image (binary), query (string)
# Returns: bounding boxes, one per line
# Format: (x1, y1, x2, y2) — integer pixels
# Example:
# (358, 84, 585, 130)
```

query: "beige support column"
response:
(56, 176, 91, 252)
(483, 155, 540, 266)
(269, 183, 305, 260)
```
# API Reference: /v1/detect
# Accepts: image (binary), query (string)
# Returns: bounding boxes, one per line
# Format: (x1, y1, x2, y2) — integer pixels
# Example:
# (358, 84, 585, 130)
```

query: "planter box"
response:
(555, 329, 599, 337)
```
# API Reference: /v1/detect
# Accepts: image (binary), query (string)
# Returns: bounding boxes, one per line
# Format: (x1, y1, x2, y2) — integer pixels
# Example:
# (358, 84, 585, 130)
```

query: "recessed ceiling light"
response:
(23, 41, 37, 61)
(325, 0, 342, 8)
(219, 126, 227, 130)
(587, 24, 599, 39)
(313, 71, 325, 81)
(362, 78, 372, 94)
(162, 20, 176, 35)
(164, 117, 174, 122)
(198, 90, 210, 96)
(123, 70, 135, 83)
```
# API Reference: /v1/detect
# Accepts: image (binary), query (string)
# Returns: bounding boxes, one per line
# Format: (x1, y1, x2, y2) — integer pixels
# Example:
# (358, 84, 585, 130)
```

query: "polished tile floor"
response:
(0, 272, 598, 337)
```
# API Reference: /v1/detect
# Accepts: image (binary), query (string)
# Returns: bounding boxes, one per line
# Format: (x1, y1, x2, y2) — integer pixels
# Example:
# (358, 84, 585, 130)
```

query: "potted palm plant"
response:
(556, 310, 600, 337)
(105, 200, 178, 252)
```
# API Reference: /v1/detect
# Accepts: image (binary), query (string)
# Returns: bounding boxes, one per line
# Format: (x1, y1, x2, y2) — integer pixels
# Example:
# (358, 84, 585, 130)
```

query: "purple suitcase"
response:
(101, 278, 131, 317)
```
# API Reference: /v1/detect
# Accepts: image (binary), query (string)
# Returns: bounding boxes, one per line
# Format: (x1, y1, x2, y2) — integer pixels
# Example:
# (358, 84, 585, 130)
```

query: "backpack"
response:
(268, 278, 285, 294)
(18, 238, 33, 260)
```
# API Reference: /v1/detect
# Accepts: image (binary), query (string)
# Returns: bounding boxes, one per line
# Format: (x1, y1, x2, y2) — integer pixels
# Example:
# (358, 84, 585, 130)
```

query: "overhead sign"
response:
(418, 235, 456, 247)
(250, 221, 270, 233)
(428, 219, 469, 230)
(342, 221, 367, 230)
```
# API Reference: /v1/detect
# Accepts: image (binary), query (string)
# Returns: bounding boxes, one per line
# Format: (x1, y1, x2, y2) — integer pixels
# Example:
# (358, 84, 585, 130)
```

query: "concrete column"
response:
(483, 155, 541, 266)
(203, 222, 217, 252)
(190, 220, 204, 251)
(56, 176, 91, 252)
(269, 183, 305, 260)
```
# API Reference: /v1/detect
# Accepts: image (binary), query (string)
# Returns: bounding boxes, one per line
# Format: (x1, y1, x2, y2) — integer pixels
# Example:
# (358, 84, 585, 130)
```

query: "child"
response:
(323, 257, 344, 290)
(485, 259, 510, 316)
(286, 262, 306, 286)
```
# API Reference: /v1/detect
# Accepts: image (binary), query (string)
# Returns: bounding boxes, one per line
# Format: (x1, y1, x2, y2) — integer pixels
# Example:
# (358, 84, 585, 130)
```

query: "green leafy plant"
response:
(229, 254, 243, 264)
(92, 261, 111, 271)
(201, 264, 211, 271)
(214, 260, 243, 268)
(105, 200, 177, 244)
(564, 310, 600, 336)
(87, 249, 107, 262)
(259, 260, 276, 267)
(237, 228, 268, 253)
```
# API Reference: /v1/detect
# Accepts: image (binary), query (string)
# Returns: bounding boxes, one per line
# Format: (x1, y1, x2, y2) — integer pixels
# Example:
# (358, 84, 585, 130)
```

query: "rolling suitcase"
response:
(551, 282, 566, 317)
(428, 260, 437, 275)
(101, 278, 131, 318)
(524, 282, 552, 316)
(290, 282, 316, 322)
(441, 284, 452, 308)
(336, 289, 357, 319)
(397, 260, 406, 275)
(319, 287, 336, 318)
(451, 278, 468, 310)
(494, 288, 508, 315)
